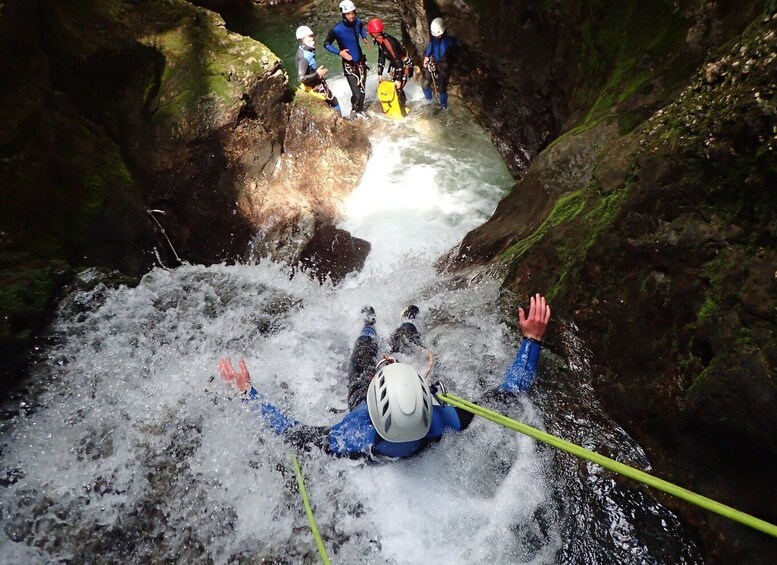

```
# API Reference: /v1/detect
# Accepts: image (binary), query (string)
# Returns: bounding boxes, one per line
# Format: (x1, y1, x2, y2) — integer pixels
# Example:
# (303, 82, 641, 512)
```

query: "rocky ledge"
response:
(0, 0, 370, 384)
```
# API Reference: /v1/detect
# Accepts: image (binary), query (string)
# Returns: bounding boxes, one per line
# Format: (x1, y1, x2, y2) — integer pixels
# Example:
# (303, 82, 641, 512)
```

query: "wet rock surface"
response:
(0, 0, 370, 376)
(440, 4, 776, 561)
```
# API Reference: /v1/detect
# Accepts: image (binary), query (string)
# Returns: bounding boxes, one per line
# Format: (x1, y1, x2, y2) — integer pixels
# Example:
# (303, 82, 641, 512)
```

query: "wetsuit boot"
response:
(361, 305, 376, 326)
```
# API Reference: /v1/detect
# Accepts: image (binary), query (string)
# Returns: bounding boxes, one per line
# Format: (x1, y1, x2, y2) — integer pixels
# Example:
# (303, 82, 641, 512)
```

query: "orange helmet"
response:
(367, 18, 384, 34)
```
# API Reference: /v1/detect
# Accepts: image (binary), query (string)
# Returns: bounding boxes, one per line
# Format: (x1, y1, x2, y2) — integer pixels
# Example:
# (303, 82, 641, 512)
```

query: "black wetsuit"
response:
(374, 33, 413, 96)
(295, 45, 340, 111)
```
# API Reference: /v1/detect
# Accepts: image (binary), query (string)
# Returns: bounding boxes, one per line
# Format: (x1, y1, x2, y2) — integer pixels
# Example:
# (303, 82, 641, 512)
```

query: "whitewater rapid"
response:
(0, 70, 701, 562)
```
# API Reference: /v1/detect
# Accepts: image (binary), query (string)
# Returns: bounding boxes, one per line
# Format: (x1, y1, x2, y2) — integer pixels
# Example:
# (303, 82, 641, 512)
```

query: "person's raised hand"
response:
(518, 293, 552, 341)
(218, 357, 251, 393)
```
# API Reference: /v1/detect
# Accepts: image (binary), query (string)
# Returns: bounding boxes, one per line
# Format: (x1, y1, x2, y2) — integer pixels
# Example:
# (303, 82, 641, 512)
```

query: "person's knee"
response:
(355, 333, 377, 346)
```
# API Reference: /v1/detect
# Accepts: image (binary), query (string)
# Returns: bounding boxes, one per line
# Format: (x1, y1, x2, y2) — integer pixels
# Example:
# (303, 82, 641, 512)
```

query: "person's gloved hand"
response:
(218, 357, 251, 393)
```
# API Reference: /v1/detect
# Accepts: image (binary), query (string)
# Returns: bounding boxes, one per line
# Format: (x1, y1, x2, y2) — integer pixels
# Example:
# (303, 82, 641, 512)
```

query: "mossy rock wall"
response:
(0, 0, 372, 381)
(0, 0, 289, 379)
(445, 4, 776, 561)
(398, 0, 763, 176)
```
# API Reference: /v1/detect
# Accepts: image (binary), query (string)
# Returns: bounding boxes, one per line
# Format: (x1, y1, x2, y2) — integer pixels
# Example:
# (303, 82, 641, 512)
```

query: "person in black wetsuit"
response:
(324, 0, 370, 119)
(294, 25, 341, 117)
(219, 295, 552, 460)
(366, 18, 413, 105)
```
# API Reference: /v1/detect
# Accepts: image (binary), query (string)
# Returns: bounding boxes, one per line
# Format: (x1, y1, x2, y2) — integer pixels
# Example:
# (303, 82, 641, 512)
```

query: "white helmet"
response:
(295, 25, 314, 40)
(367, 362, 433, 442)
(339, 0, 356, 13)
(430, 17, 446, 37)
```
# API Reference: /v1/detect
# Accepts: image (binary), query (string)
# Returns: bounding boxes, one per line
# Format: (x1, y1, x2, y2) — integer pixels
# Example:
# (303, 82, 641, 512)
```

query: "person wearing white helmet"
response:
(423, 16, 463, 110)
(219, 295, 552, 459)
(294, 25, 342, 117)
(324, 0, 371, 119)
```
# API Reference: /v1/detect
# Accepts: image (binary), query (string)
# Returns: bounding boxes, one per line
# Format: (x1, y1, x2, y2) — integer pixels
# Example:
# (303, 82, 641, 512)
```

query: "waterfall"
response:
(0, 5, 701, 562)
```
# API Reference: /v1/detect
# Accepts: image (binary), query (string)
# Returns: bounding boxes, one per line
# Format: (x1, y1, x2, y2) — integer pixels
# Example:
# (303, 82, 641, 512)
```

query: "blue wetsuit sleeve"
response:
(328, 405, 376, 457)
(359, 19, 367, 40)
(324, 27, 340, 56)
(243, 387, 298, 433)
(424, 42, 432, 58)
(437, 404, 475, 431)
(501, 338, 543, 393)
(244, 388, 334, 452)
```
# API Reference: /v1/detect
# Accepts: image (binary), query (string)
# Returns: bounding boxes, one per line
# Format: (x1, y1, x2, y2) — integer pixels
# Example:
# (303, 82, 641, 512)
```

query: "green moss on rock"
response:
(0, 260, 72, 347)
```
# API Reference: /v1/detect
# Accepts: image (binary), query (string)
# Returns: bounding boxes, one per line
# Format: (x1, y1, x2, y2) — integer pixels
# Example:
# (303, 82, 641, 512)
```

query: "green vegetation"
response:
(571, 0, 694, 132)
(696, 294, 720, 327)
(500, 166, 634, 302)
(0, 260, 71, 346)
(151, 7, 276, 126)
(501, 189, 586, 263)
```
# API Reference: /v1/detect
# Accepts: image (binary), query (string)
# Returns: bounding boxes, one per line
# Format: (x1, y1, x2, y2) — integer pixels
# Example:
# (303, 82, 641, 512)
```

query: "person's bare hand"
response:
(218, 357, 251, 393)
(316, 66, 328, 78)
(340, 49, 353, 61)
(518, 293, 551, 341)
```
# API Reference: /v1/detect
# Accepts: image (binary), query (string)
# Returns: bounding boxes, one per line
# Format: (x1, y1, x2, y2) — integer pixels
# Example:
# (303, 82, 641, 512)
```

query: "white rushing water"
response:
(0, 100, 565, 563)
(0, 82, 701, 562)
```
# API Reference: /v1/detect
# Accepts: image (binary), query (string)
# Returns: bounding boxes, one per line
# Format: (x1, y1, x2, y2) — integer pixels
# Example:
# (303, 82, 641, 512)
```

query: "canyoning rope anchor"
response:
(146, 208, 183, 266)
(438, 392, 777, 539)
(429, 379, 447, 406)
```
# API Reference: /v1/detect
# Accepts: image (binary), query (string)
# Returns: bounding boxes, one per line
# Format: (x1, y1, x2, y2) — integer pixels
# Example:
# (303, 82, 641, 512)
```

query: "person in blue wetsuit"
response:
(423, 17, 463, 110)
(294, 25, 342, 117)
(324, 0, 370, 120)
(219, 294, 552, 460)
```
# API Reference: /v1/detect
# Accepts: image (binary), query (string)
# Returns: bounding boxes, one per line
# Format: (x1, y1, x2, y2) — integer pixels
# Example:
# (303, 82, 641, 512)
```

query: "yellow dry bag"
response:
(298, 83, 327, 101)
(377, 81, 407, 119)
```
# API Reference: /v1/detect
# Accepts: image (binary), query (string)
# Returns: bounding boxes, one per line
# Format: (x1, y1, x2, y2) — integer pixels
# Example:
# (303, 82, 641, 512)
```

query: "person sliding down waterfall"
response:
(295, 25, 342, 117)
(325, 0, 370, 120)
(423, 17, 463, 110)
(219, 294, 552, 460)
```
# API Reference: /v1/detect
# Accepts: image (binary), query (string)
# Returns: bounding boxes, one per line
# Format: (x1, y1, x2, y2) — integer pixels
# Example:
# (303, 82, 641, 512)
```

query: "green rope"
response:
(439, 392, 777, 539)
(291, 453, 332, 565)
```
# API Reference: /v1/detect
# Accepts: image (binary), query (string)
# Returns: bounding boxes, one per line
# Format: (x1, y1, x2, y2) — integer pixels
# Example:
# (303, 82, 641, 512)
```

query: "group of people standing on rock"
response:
(294, 1, 461, 119)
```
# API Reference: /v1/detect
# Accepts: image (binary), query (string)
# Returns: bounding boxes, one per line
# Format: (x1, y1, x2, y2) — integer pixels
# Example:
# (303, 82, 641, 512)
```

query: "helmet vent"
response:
(380, 388, 387, 401)
(382, 402, 389, 416)
(422, 412, 428, 427)
(384, 414, 392, 432)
